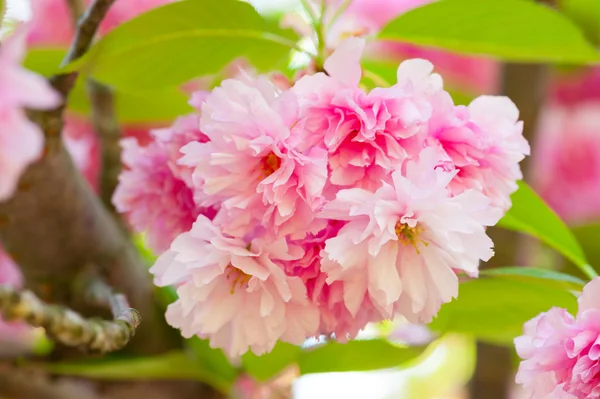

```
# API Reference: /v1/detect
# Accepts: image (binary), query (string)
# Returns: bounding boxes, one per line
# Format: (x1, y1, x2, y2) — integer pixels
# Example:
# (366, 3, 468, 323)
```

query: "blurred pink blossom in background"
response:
(531, 67, 600, 224)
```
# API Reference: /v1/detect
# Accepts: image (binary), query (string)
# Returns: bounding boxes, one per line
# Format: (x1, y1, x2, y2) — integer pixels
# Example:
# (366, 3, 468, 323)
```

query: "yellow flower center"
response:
(395, 221, 428, 254)
(225, 264, 251, 294)
(259, 152, 281, 178)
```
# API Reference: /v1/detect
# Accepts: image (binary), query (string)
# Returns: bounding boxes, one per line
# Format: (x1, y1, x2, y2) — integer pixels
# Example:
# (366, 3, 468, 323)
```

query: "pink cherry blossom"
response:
(153, 112, 209, 188)
(180, 75, 328, 240)
(326, 0, 499, 95)
(113, 136, 213, 254)
(550, 67, 600, 107)
(426, 92, 529, 210)
(531, 102, 600, 224)
(515, 277, 600, 398)
(150, 215, 319, 358)
(286, 221, 383, 340)
(319, 147, 501, 323)
(27, 0, 172, 46)
(293, 38, 433, 192)
(0, 27, 61, 201)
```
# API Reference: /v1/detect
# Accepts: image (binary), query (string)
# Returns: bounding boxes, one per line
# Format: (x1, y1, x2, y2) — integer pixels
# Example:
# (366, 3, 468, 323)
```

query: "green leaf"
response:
(559, 0, 600, 45)
(429, 272, 579, 344)
(25, 48, 193, 123)
(379, 0, 599, 64)
(39, 351, 232, 394)
(23, 47, 66, 77)
(572, 222, 600, 268)
(481, 266, 586, 289)
(242, 342, 302, 382)
(297, 339, 426, 375)
(498, 182, 594, 278)
(68, 82, 193, 123)
(187, 338, 239, 384)
(69, 0, 299, 90)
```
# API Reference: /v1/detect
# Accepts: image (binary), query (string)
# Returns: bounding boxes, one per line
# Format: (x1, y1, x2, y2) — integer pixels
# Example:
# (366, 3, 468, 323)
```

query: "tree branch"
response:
(0, 284, 140, 354)
(86, 80, 123, 215)
(33, 0, 116, 142)
(52, 0, 116, 98)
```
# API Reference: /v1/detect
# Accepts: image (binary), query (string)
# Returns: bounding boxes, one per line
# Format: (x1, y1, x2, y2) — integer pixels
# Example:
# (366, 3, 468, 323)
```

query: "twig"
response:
(0, 284, 141, 354)
(51, 0, 116, 98)
(86, 80, 123, 216)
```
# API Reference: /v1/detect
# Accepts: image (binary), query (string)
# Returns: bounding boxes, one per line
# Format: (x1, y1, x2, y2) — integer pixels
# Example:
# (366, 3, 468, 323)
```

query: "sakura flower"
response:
(153, 112, 209, 188)
(426, 91, 529, 210)
(319, 147, 501, 323)
(531, 103, 600, 224)
(181, 75, 327, 239)
(0, 28, 60, 201)
(515, 277, 600, 398)
(287, 221, 383, 340)
(293, 38, 433, 192)
(113, 137, 213, 253)
(150, 216, 319, 358)
(550, 67, 600, 107)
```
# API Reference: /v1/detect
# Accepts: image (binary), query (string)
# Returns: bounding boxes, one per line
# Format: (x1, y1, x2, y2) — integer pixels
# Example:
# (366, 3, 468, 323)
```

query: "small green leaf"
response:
(38, 351, 231, 394)
(242, 342, 302, 382)
(429, 273, 579, 345)
(498, 182, 594, 278)
(379, 0, 599, 64)
(297, 339, 426, 375)
(69, 0, 299, 90)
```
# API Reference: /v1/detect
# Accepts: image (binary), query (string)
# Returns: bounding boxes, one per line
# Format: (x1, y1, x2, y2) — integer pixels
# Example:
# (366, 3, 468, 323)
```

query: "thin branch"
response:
(51, 0, 116, 97)
(0, 284, 141, 354)
(86, 80, 123, 216)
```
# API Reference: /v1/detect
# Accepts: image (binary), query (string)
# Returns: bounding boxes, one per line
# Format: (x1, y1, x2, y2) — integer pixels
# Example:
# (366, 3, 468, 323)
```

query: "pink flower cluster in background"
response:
(115, 36, 529, 358)
(515, 277, 600, 398)
(531, 67, 600, 225)
(0, 27, 60, 201)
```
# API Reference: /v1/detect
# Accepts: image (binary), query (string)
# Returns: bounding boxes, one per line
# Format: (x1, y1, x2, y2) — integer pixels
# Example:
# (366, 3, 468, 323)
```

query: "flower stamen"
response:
(259, 152, 281, 178)
(395, 221, 428, 254)
(225, 264, 251, 294)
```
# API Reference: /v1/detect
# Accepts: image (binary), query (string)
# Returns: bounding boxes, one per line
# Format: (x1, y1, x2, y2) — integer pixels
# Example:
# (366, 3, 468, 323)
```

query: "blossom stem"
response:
(326, 0, 353, 31)
(0, 283, 141, 354)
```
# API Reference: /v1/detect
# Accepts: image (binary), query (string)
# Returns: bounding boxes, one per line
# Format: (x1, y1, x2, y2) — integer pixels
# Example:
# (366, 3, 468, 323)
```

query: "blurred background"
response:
(1, 0, 599, 398)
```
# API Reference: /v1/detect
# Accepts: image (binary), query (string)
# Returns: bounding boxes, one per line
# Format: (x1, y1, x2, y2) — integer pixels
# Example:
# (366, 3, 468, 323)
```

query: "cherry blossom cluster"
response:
(115, 37, 529, 358)
(515, 278, 600, 398)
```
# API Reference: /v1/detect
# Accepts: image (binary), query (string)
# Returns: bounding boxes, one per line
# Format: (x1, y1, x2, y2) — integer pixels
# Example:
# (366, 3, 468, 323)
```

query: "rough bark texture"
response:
(469, 63, 549, 399)
(0, 141, 177, 355)
(87, 80, 124, 218)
